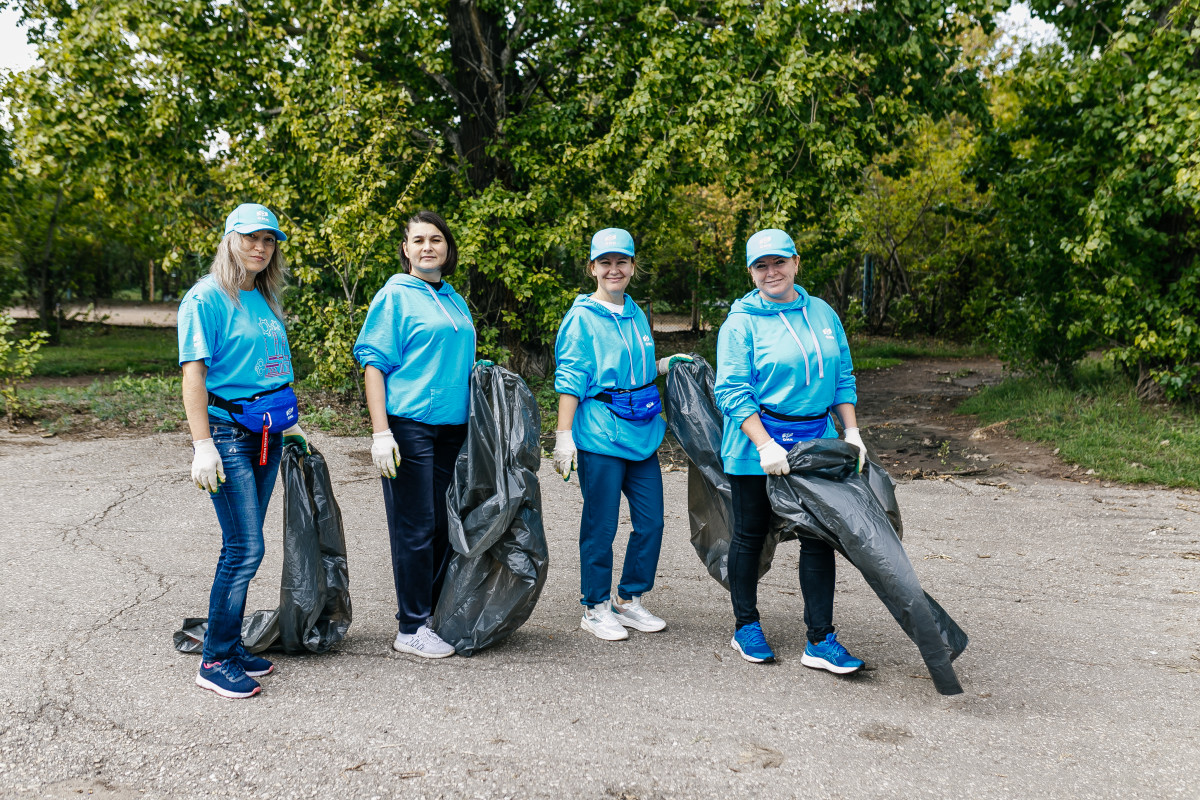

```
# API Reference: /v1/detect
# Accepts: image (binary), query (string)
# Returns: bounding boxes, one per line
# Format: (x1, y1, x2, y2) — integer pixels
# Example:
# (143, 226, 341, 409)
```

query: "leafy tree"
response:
(978, 0, 1200, 399)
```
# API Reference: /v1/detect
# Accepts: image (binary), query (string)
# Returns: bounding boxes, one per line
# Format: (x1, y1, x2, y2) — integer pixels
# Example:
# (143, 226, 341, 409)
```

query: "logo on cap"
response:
(256, 209, 269, 221)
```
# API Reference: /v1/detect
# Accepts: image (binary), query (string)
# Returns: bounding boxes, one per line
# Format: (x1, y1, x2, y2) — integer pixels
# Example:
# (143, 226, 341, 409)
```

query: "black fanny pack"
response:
(595, 382, 663, 421)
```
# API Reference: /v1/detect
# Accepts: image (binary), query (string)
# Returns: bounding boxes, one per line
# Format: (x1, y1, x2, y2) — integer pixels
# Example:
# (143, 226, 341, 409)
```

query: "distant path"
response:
(6, 302, 177, 327)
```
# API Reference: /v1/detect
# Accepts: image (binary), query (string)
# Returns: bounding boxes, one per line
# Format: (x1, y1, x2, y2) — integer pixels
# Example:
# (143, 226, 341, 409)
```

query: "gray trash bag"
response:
(173, 441, 352, 655)
(767, 440, 968, 695)
(431, 364, 548, 657)
(665, 356, 791, 587)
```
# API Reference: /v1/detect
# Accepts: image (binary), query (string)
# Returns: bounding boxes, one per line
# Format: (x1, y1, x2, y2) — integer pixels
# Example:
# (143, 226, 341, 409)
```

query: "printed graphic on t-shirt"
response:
(257, 317, 291, 379)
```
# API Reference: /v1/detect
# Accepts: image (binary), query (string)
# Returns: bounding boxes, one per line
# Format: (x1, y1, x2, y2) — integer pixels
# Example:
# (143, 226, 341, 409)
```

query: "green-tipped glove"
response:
(843, 427, 866, 473)
(191, 438, 225, 493)
(282, 423, 309, 454)
(656, 353, 694, 376)
(474, 359, 495, 368)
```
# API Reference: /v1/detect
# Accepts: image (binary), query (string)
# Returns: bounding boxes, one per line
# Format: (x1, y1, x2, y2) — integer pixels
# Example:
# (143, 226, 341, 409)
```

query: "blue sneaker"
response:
(731, 621, 776, 663)
(234, 647, 274, 678)
(195, 659, 261, 699)
(801, 633, 865, 674)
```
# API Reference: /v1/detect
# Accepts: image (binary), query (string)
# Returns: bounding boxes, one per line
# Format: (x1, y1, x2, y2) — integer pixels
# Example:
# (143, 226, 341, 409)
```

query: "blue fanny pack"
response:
(759, 406, 830, 450)
(595, 382, 663, 421)
(208, 384, 299, 434)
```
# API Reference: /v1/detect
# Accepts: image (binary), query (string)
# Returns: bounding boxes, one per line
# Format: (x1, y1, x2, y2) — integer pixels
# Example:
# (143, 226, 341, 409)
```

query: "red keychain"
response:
(260, 413, 270, 465)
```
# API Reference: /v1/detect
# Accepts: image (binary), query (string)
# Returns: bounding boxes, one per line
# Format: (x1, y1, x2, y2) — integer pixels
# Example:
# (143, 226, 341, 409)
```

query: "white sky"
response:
(0, 6, 37, 75)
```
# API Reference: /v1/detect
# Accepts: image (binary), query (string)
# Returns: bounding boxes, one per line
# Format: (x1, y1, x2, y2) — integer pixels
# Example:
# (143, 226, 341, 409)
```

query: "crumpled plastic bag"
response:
(431, 364, 548, 656)
(665, 356, 967, 695)
(173, 441, 352, 655)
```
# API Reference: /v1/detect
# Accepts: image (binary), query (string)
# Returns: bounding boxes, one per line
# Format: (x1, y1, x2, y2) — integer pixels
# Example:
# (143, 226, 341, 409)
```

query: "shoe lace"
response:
(741, 623, 768, 648)
(209, 659, 248, 681)
(822, 635, 849, 658)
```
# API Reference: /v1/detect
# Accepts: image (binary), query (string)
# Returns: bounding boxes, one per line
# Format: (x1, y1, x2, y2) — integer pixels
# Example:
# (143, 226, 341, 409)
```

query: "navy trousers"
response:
(728, 473, 836, 643)
(575, 449, 665, 606)
(381, 416, 468, 634)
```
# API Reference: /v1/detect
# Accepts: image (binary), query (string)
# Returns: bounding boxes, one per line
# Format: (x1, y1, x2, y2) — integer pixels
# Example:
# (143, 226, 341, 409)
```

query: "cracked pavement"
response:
(1, 430, 1198, 799)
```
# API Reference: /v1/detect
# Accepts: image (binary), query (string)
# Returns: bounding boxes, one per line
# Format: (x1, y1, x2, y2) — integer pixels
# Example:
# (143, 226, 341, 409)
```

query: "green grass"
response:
(957, 363, 1200, 489)
(28, 323, 178, 377)
(8, 374, 185, 434)
(849, 335, 991, 361)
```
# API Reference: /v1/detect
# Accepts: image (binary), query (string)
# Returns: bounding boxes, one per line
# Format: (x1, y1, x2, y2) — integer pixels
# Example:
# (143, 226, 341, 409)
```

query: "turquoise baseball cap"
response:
(590, 228, 635, 260)
(745, 228, 795, 267)
(224, 203, 288, 242)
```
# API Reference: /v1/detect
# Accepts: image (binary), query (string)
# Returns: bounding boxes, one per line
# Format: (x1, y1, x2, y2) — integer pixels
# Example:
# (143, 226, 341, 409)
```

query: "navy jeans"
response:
(202, 423, 282, 663)
(575, 449, 665, 606)
(381, 416, 468, 634)
(728, 474, 835, 643)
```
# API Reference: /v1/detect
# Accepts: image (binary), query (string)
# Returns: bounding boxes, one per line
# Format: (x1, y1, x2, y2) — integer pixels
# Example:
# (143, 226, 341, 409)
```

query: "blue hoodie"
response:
(554, 294, 666, 461)
(714, 285, 857, 475)
(353, 273, 475, 425)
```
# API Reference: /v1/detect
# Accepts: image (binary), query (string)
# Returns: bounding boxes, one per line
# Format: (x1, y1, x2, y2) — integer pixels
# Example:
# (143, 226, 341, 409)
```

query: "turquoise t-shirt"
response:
(177, 276, 293, 424)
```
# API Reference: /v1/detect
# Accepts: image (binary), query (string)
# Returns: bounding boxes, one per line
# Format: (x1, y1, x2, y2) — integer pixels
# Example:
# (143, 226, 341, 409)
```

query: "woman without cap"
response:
(180, 202, 308, 699)
(552, 228, 692, 641)
(353, 210, 483, 659)
(713, 228, 869, 673)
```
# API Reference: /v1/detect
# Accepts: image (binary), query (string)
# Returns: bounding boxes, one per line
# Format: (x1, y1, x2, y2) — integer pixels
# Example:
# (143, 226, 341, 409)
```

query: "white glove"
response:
(371, 430, 401, 479)
(756, 439, 791, 476)
(553, 429, 577, 481)
(282, 423, 309, 453)
(656, 353, 694, 376)
(191, 438, 225, 493)
(843, 427, 866, 473)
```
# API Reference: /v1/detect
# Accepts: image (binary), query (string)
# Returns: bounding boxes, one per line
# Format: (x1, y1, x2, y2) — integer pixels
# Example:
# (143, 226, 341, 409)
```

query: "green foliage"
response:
(978, 1, 1200, 399)
(0, 311, 49, 427)
(958, 361, 1200, 489)
(3, 0, 1001, 387)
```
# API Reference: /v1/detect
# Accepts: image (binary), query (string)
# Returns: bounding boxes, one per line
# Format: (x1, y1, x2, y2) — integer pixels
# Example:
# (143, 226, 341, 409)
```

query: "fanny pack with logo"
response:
(208, 384, 298, 464)
(595, 382, 663, 421)
(759, 406, 830, 450)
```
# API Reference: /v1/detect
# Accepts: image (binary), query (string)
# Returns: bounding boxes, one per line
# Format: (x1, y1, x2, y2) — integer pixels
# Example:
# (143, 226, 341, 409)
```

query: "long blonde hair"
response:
(208, 233, 288, 320)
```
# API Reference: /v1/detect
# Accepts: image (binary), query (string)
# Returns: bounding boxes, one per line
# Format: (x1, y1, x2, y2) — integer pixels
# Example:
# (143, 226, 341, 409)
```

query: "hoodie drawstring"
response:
(801, 306, 825, 379)
(777, 312, 811, 386)
(609, 313, 645, 387)
(423, 281, 472, 334)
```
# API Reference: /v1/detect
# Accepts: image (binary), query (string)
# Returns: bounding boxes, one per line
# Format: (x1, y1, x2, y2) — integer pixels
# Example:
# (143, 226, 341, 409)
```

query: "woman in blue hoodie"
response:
(553, 228, 691, 641)
(714, 228, 868, 674)
(354, 211, 475, 659)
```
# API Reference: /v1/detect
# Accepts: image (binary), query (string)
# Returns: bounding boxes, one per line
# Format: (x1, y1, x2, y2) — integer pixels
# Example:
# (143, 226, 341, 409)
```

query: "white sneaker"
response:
(580, 601, 629, 641)
(613, 597, 666, 632)
(392, 624, 455, 658)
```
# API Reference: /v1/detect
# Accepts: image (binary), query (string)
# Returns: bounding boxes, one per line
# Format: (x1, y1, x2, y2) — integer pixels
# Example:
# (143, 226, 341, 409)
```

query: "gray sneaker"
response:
(613, 597, 667, 632)
(580, 600, 629, 641)
(393, 624, 455, 658)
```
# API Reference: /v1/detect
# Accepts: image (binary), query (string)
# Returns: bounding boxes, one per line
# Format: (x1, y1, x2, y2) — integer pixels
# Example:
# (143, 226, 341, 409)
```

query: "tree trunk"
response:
(36, 188, 65, 344)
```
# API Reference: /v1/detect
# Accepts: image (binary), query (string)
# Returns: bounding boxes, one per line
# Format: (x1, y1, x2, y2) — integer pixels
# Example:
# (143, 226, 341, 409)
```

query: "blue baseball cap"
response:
(745, 228, 795, 267)
(590, 228, 635, 260)
(224, 203, 288, 242)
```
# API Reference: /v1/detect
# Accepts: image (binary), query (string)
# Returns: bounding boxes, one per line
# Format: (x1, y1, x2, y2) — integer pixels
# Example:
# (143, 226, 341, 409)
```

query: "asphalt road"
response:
(1, 430, 1197, 799)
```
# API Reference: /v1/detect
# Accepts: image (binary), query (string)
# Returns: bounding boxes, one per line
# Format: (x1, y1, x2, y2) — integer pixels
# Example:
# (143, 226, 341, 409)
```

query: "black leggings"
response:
(728, 474, 836, 643)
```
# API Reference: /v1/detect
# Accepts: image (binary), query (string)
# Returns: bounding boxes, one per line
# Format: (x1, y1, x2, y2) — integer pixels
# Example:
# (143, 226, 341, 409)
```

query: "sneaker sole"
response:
(581, 617, 629, 641)
(614, 615, 667, 633)
(243, 665, 274, 677)
(730, 638, 775, 664)
(392, 641, 455, 659)
(195, 673, 261, 699)
(800, 652, 863, 674)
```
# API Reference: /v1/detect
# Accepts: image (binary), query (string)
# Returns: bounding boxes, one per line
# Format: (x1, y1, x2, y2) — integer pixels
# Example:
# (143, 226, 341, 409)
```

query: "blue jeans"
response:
(575, 449, 664, 606)
(728, 474, 835, 643)
(201, 423, 282, 662)
(381, 417, 468, 634)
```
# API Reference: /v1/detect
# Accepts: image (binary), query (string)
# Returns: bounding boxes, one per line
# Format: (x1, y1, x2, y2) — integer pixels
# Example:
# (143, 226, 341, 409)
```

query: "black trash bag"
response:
(767, 440, 968, 696)
(665, 356, 968, 695)
(173, 442, 352, 655)
(431, 364, 548, 656)
(665, 356, 791, 587)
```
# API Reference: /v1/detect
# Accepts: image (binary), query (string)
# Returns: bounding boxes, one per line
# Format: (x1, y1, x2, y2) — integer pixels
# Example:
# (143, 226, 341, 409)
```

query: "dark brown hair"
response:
(399, 210, 458, 277)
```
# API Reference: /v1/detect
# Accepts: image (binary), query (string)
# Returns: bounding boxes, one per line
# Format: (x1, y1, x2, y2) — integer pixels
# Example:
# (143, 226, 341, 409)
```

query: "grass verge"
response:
(957, 363, 1200, 489)
(25, 322, 178, 377)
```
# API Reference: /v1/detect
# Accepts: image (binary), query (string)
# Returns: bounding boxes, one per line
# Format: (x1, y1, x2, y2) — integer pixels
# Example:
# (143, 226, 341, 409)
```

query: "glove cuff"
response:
(193, 438, 217, 454)
(372, 430, 395, 441)
(755, 439, 779, 453)
(844, 427, 860, 435)
(555, 429, 574, 447)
